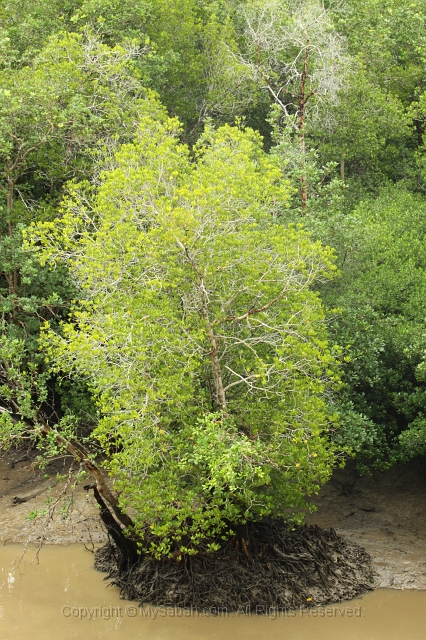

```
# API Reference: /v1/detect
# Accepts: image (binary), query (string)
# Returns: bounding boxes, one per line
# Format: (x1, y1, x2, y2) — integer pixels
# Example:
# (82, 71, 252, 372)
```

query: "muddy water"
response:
(1, 545, 425, 640)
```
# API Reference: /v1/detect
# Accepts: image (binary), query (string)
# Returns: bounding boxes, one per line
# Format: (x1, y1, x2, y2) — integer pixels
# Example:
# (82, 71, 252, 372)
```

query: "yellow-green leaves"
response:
(39, 116, 339, 556)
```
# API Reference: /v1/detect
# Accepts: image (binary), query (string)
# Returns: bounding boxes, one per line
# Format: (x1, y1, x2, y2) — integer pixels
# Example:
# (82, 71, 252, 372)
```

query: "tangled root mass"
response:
(95, 520, 374, 612)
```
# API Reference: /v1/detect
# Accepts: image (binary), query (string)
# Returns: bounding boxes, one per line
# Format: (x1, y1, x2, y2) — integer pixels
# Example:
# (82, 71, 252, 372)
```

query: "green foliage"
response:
(311, 66, 412, 190)
(0, 0, 82, 66)
(0, 30, 147, 444)
(318, 187, 426, 465)
(1, 0, 426, 553)
(0, 230, 75, 345)
(36, 115, 339, 555)
(0, 30, 147, 211)
(268, 105, 345, 218)
(321, 0, 426, 196)
(76, 0, 254, 132)
(333, 0, 426, 105)
(0, 0, 251, 134)
(0, 335, 49, 448)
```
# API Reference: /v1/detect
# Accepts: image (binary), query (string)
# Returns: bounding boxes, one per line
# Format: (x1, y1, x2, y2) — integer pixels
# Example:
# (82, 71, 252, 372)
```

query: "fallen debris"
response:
(11, 481, 57, 505)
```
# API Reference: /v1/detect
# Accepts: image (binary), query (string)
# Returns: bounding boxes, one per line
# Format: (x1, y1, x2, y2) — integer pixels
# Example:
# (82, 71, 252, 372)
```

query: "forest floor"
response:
(0, 451, 425, 590)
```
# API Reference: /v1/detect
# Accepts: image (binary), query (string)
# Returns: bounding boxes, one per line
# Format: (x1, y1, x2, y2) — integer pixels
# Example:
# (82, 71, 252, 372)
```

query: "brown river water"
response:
(1, 545, 426, 640)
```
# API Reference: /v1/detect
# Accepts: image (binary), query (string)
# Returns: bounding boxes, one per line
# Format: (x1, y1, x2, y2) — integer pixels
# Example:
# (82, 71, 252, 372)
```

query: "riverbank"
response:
(1, 451, 425, 589)
(305, 458, 426, 590)
(0, 452, 107, 546)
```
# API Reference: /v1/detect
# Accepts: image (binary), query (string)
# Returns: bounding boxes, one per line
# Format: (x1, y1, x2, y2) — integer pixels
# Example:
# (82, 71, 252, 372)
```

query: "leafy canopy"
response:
(35, 109, 340, 556)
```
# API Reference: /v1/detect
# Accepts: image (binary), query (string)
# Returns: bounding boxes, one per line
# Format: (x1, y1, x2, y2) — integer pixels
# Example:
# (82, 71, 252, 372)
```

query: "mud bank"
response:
(0, 452, 107, 546)
(1, 451, 425, 589)
(305, 458, 426, 589)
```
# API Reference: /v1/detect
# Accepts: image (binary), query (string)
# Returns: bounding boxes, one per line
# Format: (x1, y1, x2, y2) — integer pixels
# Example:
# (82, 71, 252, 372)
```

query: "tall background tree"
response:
(235, 0, 349, 210)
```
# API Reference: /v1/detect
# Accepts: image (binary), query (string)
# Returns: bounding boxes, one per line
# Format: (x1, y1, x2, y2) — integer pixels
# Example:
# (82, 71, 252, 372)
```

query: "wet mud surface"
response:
(305, 458, 426, 589)
(0, 451, 107, 546)
(0, 451, 425, 589)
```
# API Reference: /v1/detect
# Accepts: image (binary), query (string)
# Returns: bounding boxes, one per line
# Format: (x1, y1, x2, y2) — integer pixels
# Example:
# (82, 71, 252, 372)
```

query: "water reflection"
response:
(1, 544, 425, 640)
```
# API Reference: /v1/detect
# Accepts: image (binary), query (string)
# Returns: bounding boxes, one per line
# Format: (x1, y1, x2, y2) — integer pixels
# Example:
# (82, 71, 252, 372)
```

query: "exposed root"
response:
(95, 519, 374, 611)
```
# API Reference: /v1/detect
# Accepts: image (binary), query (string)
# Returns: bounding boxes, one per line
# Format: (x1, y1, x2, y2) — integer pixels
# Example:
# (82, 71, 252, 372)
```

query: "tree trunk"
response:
(182, 243, 227, 411)
(299, 125, 307, 213)
(39, 424, 134, 531)
(7, 178, 14, 237)
(203, 313, 227, 411)
(85, 483, 138, 568)
(1, 408, 137, 558)
(298, 42, 310, 213)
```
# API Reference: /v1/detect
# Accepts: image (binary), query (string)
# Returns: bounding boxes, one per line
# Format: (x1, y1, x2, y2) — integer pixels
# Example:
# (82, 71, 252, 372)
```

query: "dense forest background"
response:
(1, 0, 426, 553)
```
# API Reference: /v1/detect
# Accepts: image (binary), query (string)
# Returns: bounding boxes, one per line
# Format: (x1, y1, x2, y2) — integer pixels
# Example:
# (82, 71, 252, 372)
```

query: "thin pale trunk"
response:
(299, 117, 307, 213)
(340, 153, 345, 182)
(5, 177, 18, 297)
(199, 283, 227, 411)
(298, 42, 310, 213)
(6, 178, 14, 237)
(180, 242, 227, 411)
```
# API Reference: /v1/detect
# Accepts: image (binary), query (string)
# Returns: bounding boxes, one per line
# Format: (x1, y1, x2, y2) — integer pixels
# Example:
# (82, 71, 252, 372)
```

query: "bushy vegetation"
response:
(1, 0, 426, 555)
